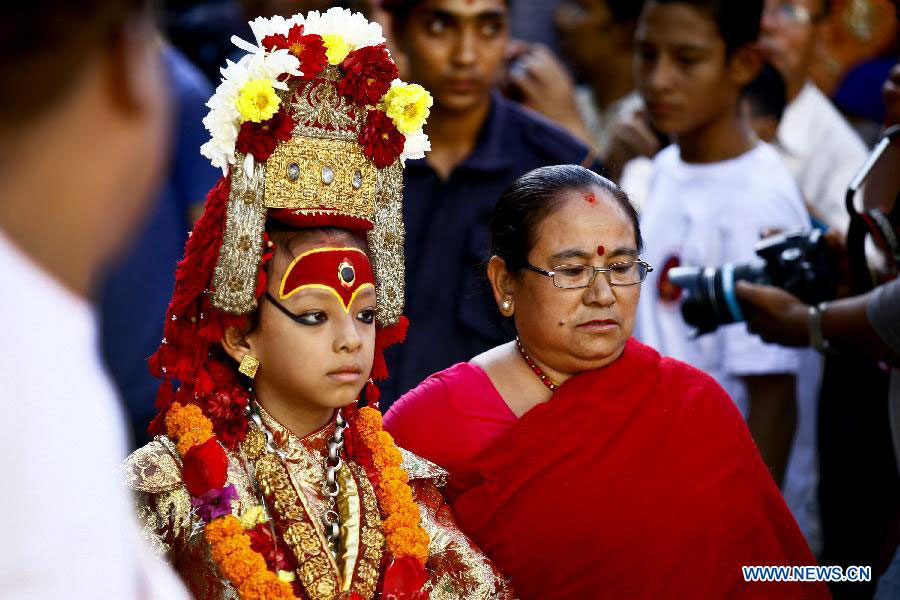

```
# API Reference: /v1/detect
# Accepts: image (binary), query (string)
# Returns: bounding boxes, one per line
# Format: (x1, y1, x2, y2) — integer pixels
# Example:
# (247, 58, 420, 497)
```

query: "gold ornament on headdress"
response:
(208, 65, 408, 326)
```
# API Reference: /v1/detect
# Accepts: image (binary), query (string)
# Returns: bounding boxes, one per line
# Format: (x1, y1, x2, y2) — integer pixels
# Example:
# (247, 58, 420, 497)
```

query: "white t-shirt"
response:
(634, 142, 822, 549)
(776, 81, 868, 233)
(636, 142, 810, 406)
(0, 230, 187, 599)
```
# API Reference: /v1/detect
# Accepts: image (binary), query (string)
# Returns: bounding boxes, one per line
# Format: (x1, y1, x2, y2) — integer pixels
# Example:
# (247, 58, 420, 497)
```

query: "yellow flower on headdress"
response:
(237, 79, 281, 123)
(381, 82, 433, 134)
(322, 34, 351, 65)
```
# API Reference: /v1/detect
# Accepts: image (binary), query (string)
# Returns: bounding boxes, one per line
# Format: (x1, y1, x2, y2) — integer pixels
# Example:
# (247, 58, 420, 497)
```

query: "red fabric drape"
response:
(448, 339, 830, 599)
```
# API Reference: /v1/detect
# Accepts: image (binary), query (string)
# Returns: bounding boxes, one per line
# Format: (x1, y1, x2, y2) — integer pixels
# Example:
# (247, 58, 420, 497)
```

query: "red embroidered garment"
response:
(385, 339, 831, 599)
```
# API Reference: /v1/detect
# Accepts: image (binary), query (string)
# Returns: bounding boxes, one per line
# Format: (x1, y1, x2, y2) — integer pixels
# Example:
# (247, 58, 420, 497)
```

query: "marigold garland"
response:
(165, 399, 430, 595)
(166, 406, 296, 599)
(355, 407, 430, 563)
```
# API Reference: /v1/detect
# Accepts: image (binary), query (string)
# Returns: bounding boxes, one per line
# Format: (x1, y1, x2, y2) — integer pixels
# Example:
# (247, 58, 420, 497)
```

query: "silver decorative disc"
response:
(352, 170, 362, 189)
(286, 162, 300, 181)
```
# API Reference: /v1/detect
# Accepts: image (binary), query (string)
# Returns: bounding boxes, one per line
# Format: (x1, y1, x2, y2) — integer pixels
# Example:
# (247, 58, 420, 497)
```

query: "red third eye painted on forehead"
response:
(597, 245, 605, 256)
(279, 247, 375, 312)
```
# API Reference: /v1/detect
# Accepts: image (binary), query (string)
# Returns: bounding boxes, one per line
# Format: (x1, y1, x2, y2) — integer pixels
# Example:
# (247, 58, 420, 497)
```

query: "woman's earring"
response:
(239, 354, 260, 379)
(501, 298, 513, 314)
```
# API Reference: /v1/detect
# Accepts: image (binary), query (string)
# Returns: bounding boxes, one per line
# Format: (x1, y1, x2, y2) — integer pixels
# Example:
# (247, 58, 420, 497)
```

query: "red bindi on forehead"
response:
(597, 245, 605, 256)
(584, 193, 597, 204)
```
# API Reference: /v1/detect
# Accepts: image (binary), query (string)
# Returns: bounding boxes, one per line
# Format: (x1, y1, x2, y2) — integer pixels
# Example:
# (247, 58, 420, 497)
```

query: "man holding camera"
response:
(735, 61, 900, 600)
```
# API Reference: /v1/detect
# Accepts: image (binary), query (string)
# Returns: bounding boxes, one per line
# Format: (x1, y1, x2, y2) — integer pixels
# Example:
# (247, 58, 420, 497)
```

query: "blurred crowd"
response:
(1, 0, 899, 597)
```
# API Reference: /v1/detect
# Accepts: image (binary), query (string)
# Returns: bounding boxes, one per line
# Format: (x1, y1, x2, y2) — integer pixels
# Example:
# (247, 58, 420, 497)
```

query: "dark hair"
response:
(266, 222, 368, 265)
(743, 61, 787, 121)
(647, 0, 764, 56)
(0, 1, 149, 129)
(382, 0, 512, 30)
(490, 165, 642, 273)
(607, 0, 646, 24)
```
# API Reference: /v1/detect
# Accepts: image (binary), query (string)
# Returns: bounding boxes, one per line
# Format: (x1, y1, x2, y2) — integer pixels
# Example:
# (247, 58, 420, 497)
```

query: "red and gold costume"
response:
(123, 9, 511, 599)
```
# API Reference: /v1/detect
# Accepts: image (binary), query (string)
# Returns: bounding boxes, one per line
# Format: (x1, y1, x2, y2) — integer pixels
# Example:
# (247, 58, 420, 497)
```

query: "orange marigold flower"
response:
(357, 406, 383, 428)
(375, 431, 397, 453)
(239, 571, 295, 600)
(381, 478, 414, 501)
(220, 548, 266, 586)
(210, 532, 252, 564)
(354, 405, 429, 563)
(165, 403, 208, 438)
(205, 515, 243, 545)
(381, 512, 408, 534)
(386, 525, 428, 556)
(176, 427, 215, 455)
(380, 466, 409, 484)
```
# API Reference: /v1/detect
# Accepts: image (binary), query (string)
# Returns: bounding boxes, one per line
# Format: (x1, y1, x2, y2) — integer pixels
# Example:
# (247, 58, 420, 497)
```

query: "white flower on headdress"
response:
(400, 129, 431, 164)
(200, 49, 301, 174)
(247, 14, 302, 46)
(302, 7, 386, 51)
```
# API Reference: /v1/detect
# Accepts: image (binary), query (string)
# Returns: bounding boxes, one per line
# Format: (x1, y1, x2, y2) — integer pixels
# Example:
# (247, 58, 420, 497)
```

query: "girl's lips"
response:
(327, 367, 362, 384)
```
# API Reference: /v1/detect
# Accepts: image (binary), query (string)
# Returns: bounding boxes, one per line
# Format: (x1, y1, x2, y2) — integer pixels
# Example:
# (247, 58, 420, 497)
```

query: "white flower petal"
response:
(231, 34, 261, 54)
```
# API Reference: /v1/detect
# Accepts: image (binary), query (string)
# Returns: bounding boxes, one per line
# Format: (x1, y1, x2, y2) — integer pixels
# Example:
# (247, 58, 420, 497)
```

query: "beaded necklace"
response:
(515, 336, 560, 392)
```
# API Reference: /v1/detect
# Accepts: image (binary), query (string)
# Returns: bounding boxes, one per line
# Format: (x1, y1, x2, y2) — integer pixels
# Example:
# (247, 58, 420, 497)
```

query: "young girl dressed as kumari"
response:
(123, 9, 512, 600)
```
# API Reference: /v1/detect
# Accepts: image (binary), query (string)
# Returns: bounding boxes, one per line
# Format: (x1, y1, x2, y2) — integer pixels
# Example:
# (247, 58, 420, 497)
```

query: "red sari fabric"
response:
(385, 361, 517, 499)
(385, 339, 830, 599)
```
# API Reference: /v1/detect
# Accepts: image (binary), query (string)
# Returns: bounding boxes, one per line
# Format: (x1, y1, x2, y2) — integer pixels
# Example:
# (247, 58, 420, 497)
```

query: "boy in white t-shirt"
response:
(632, 0, 814, 509)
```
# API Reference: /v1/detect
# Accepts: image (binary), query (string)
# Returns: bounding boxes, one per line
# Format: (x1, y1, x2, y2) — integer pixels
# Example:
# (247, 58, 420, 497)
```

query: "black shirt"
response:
(381, 92, 602, 406)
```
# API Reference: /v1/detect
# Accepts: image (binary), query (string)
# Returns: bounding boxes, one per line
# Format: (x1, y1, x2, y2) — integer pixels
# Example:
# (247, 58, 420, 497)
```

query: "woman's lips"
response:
(576, 319, 619, 332)
(327, 367, 363, 384)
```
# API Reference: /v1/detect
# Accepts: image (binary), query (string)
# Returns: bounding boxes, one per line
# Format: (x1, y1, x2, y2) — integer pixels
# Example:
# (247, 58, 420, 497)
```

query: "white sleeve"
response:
(1, 363, 188, 599)
(714, 188, 806, 377)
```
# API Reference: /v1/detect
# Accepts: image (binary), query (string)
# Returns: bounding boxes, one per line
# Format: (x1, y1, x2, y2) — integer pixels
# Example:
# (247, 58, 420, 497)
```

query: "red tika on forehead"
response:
(279, 247, 375, 312)
(597, 245, 605, 256)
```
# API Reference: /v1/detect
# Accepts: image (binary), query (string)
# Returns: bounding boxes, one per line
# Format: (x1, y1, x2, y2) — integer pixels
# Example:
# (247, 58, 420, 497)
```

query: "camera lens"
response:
(668, 263, 766, 334)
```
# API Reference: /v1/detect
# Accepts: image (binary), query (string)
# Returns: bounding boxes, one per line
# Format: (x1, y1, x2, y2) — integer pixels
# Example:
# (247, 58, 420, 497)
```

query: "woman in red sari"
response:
(384, 164, 830, 599)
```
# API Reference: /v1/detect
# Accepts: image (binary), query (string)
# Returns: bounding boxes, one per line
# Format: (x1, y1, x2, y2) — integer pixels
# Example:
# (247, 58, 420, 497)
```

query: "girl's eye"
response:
(298, 311, 327, 326)
(357, 308, 376, 324)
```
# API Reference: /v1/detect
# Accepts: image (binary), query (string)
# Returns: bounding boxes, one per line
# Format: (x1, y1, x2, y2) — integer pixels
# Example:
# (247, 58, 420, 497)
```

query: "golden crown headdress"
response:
(199, 8, 432, 326)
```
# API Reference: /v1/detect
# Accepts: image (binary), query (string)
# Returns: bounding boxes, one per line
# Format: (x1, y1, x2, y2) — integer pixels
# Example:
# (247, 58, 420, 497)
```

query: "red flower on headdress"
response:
(359, 110, 405, 168)
(262, 25, 327, 81)
(182, 436, 229, 497)
(235, 108, 295, 162)
(337, 44, 398, 107)
(206, 390, 249, 446)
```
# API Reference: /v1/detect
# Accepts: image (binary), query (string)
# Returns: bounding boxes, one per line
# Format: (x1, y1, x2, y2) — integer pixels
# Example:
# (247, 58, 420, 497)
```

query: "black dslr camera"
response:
(667, 229, 836, 335)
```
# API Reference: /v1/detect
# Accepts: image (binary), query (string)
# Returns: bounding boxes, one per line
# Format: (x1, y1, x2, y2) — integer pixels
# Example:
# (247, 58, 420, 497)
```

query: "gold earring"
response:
(238, 354, 259, 379)
(501, 298, 513, 313)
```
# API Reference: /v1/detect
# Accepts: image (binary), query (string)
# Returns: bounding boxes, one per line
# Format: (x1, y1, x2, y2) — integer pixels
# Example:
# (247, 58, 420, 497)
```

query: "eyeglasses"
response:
(763, 2, 821, 26)
(525, 260, 653, 289)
